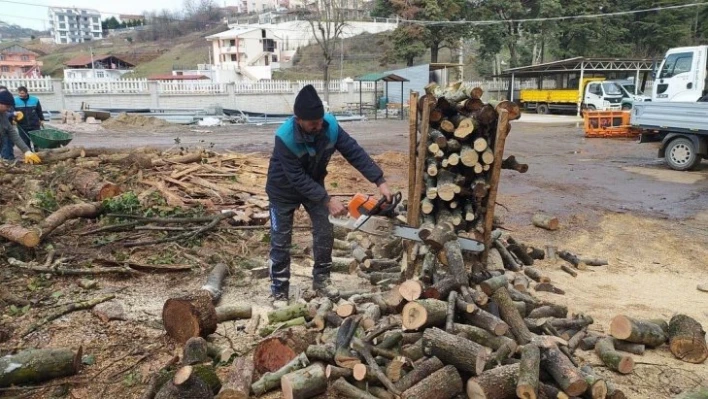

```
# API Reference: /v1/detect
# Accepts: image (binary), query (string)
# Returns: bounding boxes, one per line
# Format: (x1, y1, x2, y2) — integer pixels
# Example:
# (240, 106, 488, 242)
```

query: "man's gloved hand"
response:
(23, 151, 41, 164)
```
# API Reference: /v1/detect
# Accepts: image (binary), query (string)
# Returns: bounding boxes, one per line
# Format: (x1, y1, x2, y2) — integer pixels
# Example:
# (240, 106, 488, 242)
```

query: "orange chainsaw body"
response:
(347, 193, 379, 218)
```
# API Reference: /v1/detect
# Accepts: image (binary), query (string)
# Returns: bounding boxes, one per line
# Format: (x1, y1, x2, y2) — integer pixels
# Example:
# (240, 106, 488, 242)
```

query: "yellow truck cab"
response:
(520, 77, 624, 114)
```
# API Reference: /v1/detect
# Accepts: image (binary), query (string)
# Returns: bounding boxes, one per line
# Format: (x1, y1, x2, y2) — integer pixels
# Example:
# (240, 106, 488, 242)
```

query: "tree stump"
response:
(668, 314, 708, 364)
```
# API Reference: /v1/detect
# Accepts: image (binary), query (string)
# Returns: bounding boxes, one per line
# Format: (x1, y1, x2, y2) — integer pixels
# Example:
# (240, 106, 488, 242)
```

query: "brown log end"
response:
(162, 292, 217, 344)
(97, 183, 122, 201)
(609, 315, 632, 340)
(253, 329, 311, 374)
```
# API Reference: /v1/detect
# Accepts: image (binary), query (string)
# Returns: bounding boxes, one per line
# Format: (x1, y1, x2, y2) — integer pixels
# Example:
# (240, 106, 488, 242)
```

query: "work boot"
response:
(313, 277, 339, 300)
(269, 292, 289, 309)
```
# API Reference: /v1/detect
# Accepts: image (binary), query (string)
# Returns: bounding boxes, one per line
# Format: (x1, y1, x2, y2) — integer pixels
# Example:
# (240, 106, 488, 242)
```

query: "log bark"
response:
(492, 287, 533, 344)
(280, 364, 327, 399)
(517, 344, 540, 399)
(423, 327, 491, 375)
(154, 366, 213, 399)
(612, 339, 645, 355)
(454, 323, 517, 352)
(394, 356, 444, 392)
(401, 365, 463, 399)
(253, 328, 312, 374)
(422, 277, 458, 300)
(610, 315, 667, 347)
(268, 303, 309, 324)
(446, 291, 458, 332)
(215, 356, 254, 399)
(162, 291, 217, 345)
(480, 275, 509, 296)
(668, 314, 708, 363)
(215, 304, 252, 323)
(71, 168, 122, 201)
(310, 300, 334, 331)
(251, 352, 309, 396)
(557, 251, 581, 267)
(0, 347, 81, 388)
(466, 364, 519, 399)
(364, 258, 399, 271)
(351, 338, 400, 394)
(259, 317, 306, 337)
(0, 224, 40, 247)
(528, 305, 568, 319)
(531, 213, 559, 230)
(183, 337, 209, 365)
(560, 265, 577, 277)
(534, 283, 565, 295)
(595, 338, 634, 374)
(466, 307, 509, 336)
(335, 317, 361, 368)
(332, 257, 358, 274)
(330, 378, 379, 399)
(401, 339, 425, 361)
(306, 344, 335, 363)
(494, 240, 521, 271)
(326, 365, 352, 381)
(39, 202, 102, 238)
(402, 299, 448, 330)
(538, 383, 570, 399)
(540, 346, 588, 396)
(509, 244, 534, 266)
(580, 369, 608, 399)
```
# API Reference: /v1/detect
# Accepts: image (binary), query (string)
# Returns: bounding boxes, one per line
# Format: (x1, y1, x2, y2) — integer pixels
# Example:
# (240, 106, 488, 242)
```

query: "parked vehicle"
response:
(519, 78, 624, 114)
(652, 45, 708, 102)
(612, 79, 651, 110)
(632, 102, 708, 170)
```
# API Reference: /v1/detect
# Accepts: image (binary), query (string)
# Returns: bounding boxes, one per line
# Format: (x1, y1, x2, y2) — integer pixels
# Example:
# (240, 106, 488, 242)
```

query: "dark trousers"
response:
(1, 127, 33, 160)
(268, 198, 333, 296)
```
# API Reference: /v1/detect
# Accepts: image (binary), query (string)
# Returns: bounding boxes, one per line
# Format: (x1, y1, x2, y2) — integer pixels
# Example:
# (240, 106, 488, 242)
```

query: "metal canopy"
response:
(355, 73, 409, 121)
(355, 72, 409, 82)
(500, 57, 654, 77)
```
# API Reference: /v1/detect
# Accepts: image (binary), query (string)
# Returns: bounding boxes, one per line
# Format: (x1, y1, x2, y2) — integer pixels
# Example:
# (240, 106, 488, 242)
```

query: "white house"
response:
(205, 26, 285, 81)
(48, 7, 103, 44)
(63, 54, 135, 81)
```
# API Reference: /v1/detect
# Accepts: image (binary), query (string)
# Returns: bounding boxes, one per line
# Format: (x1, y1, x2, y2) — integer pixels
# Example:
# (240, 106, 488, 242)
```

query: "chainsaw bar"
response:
(392, 226, 485, 253)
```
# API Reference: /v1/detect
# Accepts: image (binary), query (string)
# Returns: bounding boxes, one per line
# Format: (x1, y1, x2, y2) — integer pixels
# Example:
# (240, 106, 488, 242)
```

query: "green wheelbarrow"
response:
(25, 127, 73, 150)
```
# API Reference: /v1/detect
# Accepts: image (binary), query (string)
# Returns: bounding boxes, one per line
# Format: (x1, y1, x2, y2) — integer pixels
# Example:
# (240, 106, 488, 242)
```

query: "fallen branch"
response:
(8, 257, 136, 276)
(122, 212, 234, 247)
(20, 295, 115, 337)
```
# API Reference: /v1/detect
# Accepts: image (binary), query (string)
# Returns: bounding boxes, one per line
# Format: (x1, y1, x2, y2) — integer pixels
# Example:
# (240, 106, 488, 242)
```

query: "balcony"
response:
(220, 46, 241, 53)
(0, 60, 43, 67)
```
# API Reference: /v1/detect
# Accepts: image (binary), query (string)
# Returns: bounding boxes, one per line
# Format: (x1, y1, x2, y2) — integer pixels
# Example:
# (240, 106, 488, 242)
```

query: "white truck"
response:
(631, 45, 708, 171)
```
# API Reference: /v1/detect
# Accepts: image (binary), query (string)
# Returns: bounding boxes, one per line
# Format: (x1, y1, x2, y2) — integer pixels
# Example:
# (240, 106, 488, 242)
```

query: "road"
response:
(66, 115, 708, 220)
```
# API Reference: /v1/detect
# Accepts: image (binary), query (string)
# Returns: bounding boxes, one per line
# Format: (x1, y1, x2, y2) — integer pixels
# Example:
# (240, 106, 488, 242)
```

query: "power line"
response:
(401, 1, 708, 26)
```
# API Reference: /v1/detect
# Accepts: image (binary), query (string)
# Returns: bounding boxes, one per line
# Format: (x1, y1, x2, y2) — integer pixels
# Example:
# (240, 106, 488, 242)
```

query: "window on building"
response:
(1, 66, 9, 73)
(92, 17, 98, 22)
(0, 55, 4, 61)
(230, 54, 237, 61)
(93, 25, 99, 31)
(229, 39, 236, 46)
(272, 55, 278, 62)
(21, 55, 29, 61)
(60, 31, 66, 36)
(59, 23, 66, 29)
(95, 71, 104, 78)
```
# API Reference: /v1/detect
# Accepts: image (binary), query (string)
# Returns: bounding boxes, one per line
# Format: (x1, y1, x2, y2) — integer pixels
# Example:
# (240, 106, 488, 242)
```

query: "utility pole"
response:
(90, 46, 95, 81)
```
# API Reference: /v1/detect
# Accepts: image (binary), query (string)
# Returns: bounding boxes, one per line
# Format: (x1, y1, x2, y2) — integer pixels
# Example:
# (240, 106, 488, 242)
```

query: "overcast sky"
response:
(0, 0, 221, 31)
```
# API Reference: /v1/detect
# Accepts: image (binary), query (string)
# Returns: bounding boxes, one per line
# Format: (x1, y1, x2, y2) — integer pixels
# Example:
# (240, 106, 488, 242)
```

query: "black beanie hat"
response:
(294, 84, 324, 120)
(0, 90, 13, 107)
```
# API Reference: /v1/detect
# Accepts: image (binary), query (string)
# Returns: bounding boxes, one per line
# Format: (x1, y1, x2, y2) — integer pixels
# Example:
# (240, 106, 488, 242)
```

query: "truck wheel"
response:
(587, 105, 596, 111)
(665, 137, 702, 171)
(536, 104, 550, 114)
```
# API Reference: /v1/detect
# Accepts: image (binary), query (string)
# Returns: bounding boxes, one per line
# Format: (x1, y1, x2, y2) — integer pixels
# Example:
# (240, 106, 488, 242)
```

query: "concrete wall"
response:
(33, 80, 376, 114)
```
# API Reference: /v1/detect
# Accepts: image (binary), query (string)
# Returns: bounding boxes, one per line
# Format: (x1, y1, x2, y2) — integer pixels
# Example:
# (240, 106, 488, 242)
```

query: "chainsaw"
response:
(328, 192, 485, 253)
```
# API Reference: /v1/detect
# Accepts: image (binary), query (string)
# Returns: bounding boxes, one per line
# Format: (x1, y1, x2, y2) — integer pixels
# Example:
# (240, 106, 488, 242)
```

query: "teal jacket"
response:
(14, 95, 44, 130)
(266, 114, 384, 203)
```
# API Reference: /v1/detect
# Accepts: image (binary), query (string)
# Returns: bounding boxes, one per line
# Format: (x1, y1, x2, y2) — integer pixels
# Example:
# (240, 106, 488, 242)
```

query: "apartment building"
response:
(49, 7, 103, 44)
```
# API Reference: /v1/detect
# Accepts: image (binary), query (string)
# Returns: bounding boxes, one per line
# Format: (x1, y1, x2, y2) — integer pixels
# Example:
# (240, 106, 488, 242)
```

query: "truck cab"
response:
(652, 45, 708, 102)
(611, 79, 651, 110)
(582, 81, 624, 111)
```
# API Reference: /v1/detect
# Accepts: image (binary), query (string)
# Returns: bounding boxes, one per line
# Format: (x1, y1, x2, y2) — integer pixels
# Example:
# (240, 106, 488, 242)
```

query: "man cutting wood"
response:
(266, 84, 391, 307)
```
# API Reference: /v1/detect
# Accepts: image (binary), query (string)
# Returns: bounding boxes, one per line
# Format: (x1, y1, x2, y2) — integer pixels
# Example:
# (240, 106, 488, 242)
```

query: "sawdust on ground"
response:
(102, 113, 173, 129)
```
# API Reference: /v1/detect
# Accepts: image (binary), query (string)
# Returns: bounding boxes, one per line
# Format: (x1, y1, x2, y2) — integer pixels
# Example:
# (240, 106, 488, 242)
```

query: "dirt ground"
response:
(2, 115, 708, 398)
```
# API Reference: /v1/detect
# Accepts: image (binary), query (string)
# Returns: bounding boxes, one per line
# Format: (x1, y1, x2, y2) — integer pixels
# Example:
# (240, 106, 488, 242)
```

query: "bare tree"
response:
(302, 0, 348, 103)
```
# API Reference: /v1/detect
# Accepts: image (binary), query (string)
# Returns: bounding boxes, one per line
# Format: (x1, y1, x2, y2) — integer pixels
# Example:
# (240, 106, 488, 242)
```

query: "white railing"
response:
(158, 80, 227, 94)
(0, 76, 54, 92)
(63, 78, 149, 94)
(234, 80, 293, 94)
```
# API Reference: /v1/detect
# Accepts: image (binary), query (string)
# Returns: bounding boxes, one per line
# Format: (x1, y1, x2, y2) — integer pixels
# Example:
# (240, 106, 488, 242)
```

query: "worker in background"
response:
(13, 86, 44, 151)
(0, 90, 41, 164)
(266, 84, 391, 307)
